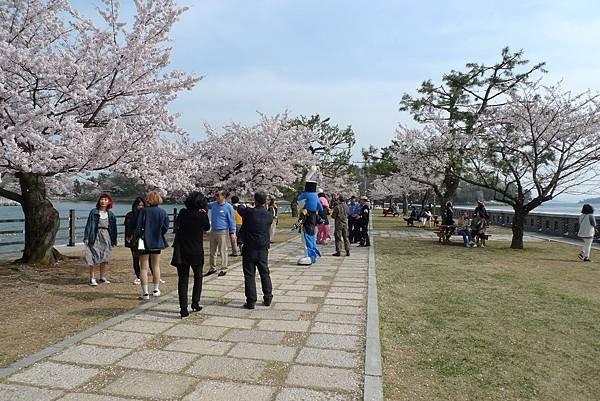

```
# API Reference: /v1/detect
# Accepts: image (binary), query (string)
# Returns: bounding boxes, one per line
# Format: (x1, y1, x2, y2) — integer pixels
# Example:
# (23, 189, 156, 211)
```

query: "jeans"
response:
(242, 248, 273, 305)
(457, 228, 471, 245)
(176, 264, 203, 312)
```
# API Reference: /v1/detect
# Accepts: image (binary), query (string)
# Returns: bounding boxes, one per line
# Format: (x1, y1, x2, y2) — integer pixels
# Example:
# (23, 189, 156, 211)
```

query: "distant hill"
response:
(579, 197, 600, 204)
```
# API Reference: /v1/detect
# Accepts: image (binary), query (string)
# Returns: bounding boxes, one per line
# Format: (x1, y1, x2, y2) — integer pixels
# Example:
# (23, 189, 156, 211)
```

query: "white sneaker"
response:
(98, 277, 110, 284)
(133, 278, 141, 285)
(139, 293, 149, 300)
(152, 289, 161, 297)
(89, 278, 98, 286)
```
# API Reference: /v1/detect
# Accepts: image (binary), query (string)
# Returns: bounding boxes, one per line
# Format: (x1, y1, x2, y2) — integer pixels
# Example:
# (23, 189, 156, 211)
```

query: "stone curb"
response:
(0, 239, 293, 378)
(363, 217, 384, 401)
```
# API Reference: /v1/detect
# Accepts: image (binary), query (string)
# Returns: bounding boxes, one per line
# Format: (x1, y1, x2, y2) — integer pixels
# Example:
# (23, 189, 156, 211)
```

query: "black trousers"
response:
(176, 263, 203, 312)
(348, 218, 356, 242)
(130, 248, 153, 278)
(242, 248, 273, 305)
(359, 224, 370, 246)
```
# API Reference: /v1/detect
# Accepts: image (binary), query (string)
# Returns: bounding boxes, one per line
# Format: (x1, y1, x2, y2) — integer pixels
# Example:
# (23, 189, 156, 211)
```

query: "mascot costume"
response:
(296, 167, 323, 265)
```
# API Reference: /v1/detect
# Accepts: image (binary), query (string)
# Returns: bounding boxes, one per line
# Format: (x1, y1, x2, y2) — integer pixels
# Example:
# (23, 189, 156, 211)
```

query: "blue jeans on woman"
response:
(457, 228, 471, 246)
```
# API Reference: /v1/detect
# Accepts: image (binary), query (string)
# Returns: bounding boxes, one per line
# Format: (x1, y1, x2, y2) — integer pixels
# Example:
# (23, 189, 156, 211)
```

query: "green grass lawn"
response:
(375, 236, 600, 400)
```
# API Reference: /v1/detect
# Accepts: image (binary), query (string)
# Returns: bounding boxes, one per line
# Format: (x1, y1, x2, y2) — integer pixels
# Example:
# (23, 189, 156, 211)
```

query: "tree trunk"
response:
(290, 198, 298, 217)
(510, 206, 527, 249)
(402, 193, 408, 215)
(18, 173, 60, 264)
(440, 169, 461, 221)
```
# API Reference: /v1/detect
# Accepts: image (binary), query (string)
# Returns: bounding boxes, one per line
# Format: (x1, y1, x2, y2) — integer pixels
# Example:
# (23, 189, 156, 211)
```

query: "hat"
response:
(317, 188, 324, 194)
(360, 196, 369, 201)
(304, 181, 317, 193)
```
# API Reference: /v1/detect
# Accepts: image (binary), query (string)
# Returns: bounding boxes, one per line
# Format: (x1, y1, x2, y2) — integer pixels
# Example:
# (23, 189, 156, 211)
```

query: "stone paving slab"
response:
(228, 343, 297, 362)
(82, 330, 154, 349)
(221, 329, 285, 344)
(315, 312, 363, 324)
(163, 324, 230, 340)
(186, 355, 267, 381)
(117, 349, 197, 373)
(51, 344, 131, 366)
(306, 333, 362, 350)
(108, 319, 175, 334)
(276, 387, 353, 401)
(183, 380, 275, 401)
(0, 383, 64, 401)
(165, 338, 234, 355)
(296, 347, 361, 368)
(320, 305, 365, 315)
(285, 365, 361, 391)
(58, 394, 143, 401)
(3, 236, 378, 401)
(311, 322, 363, 335)
(101, 371, 196, 400)
(256, 319, 310, 332)
(8, 361, 99, 389)
(272, 302, 319, 312)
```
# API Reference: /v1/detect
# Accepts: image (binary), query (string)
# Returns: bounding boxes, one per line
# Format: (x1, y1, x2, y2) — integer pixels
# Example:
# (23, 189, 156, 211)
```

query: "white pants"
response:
(581, 237, 593, 259)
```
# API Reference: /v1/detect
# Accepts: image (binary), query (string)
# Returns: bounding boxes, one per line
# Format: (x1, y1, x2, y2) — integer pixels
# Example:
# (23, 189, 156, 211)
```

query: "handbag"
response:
(137, 210, 146, 251)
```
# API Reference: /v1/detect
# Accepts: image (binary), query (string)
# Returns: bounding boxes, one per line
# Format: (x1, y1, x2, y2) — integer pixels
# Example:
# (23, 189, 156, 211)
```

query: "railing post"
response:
(68, 209, 76, 246)
(172, 208, 178, 233)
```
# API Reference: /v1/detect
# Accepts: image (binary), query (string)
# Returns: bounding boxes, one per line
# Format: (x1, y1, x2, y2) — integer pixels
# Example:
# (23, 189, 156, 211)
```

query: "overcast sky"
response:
(73, 0, 600, 200)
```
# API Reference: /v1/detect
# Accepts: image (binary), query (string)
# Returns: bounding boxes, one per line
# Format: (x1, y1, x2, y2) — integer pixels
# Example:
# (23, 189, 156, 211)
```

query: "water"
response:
(0, 200, 291, 254)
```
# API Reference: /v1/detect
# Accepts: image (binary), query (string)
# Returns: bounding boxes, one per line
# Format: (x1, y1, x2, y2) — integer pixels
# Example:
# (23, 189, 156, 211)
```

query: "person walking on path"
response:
(332, 195, 350, 256)
(171, 192, 211, 318)
(230, 195, 243, 256)
(578, 204, 596, 262)
(206, 190, 237, 277)
(124, 197, 154, 284)
(267, 198, 278, 243)
(357, 196, 371, 247)
(83, 194, 117, 286)
(237, 191, 274, 309)
(135, 191, 169, 300)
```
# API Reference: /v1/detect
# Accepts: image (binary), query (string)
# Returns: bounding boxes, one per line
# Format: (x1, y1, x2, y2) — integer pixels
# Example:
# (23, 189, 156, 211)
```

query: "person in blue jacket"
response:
(297, 180, 323, 265)
(135, 191, 170, 300)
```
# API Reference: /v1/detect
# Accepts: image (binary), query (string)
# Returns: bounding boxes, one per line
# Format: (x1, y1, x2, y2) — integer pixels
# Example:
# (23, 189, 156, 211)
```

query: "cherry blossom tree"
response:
(0, 0, 199, 264)
(286, 115, 357, 215)
(463, 83, 600, 249)
(196, 112, 319, 196)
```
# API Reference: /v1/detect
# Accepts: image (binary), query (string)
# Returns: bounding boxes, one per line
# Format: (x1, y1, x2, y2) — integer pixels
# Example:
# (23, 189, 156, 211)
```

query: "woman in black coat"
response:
(171, 192, 211, 318)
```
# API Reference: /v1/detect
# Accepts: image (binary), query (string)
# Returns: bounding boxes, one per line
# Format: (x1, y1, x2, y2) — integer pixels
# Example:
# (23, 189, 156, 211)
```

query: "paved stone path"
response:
(0, 237, 371, 401)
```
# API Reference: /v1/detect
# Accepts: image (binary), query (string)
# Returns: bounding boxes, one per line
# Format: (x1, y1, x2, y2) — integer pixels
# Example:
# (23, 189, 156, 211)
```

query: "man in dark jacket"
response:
(357, 196, 371, 247)
(236, 191, 274, 309)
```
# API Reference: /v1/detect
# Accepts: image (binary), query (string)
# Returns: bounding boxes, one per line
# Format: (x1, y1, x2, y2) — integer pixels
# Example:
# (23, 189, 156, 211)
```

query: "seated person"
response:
(469, 210, 487, 247)
(456, 212, 471, 246)
(404, 206, 419, 226)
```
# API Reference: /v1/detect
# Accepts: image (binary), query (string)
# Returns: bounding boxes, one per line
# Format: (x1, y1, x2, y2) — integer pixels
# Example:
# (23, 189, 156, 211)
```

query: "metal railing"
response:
(0, 208, 179, 254)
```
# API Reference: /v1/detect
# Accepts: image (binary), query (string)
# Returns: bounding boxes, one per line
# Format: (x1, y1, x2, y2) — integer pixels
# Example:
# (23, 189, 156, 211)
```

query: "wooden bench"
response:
(434, 225, 492, 244)
(382, 208, 400, 217)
